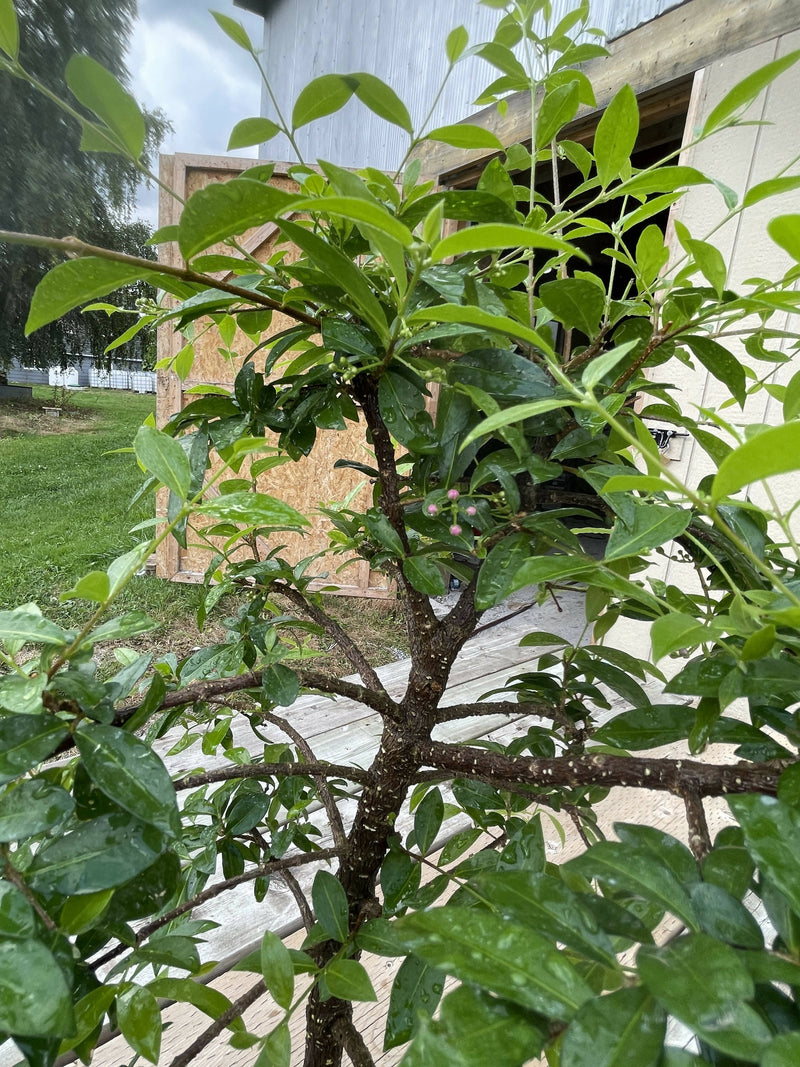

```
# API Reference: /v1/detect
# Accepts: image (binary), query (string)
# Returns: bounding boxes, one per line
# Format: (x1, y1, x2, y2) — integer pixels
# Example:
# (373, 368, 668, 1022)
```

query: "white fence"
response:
(87, 367, 157, 393)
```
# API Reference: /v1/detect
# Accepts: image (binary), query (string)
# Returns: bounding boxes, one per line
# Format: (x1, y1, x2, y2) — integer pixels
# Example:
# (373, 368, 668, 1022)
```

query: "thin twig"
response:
(681, 784, 712, 860)
(2, 858, 57, 931)
(168, 979, 267, 1067)
(280, 868, 315, 931)
(175, 762, 371, 790)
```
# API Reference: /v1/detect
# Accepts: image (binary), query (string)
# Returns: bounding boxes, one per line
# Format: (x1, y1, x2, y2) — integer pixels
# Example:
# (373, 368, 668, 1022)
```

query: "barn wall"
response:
(254, 0, 686, 171)
(154, 154, 392, 597)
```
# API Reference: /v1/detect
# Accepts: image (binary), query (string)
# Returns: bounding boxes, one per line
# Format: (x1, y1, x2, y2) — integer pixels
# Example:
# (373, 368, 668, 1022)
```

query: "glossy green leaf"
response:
(378, 369, 434, 450)
(617, 166, 711, 197)
(30, 810, 166, 894)
(703, 49, 800, 133)
(470, 870, 617, 967)
(414, 788, 444, 854)
(148, 978, 242, 1032)
(712, 422, 800, 500)
(743, 175, 800, 208)
(263, 663, 300, 707)
(409, 303, 556, 354)
(0, 604, 66, 647)
(76, 724, 180, 836)
(638, 933, 771, 1060)
(350, 72, 412, 131)
(293, 74, 355, 128)
(324, 959, 377, 1002)
(683, 335, 745, 406)
(729, 794, 800, 917)
(311, 870, 349, 943)
(61, 570, 111, 604)
(614, 823, 698, 886)
(0, 882, 36, 939)
(762, 1032, 800, 1066)
(460, 398, 578, 446)
(561, 987, 666, 1067)
(0, 0, 18, 60)
(211, 10, 255, 51)
(26, 258, 157, 335)
(684, 239, 727, 298)
(768, 213, 800, 262)
(539, 277, 605, 339)
(385, 954, 444, 1050)
(536, 80, 581, 149)
(446, 25, 468, 63)
(0, 779, 74, 841)
(565, 843, 698, 929)
(117, 985, 161, 1064)
(66, 55, 145, 158)
(59, 888, 114, 935)
(430, 222, 583, 263)
(393, 908, 592, 1019)
(293, 194, 413, 245)
(402, 556, 447, 597)
(195, 491, 308, 529)
(581, 340, 638, 389)
(426, 123, 503, 150)
(178, 179, 299, 260)
(605, 504, 690, 560)
(133, 425, 191, 499)
(688, 882, 763, 948)
(650, 612, 715, 661)
(594, 84, 638, 188)
(0, 940, 73, 1037)
(260, 930, 294, 1010)
(475, 533, 532, 610)
(227, 117, 281, 150)
(0, 715, 68, 785)
(255, 1022, 291, 1067)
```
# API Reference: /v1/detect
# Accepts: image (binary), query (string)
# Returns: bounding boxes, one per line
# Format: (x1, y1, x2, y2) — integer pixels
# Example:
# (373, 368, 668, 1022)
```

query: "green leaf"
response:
(178, 179, 300, 260)
(311, 870, 349, 943)
(783, 366, 800, 421)
(76, 724, 180, 836)
(581, 340, 638, 389)
(650, 612, 715, 661)
(617, 166, 711, 197)
(0, 940, 73, 1037)
(324, 959, 377, 1002)
(746, 176, 800, 209)
(255, 1023, 291, 1067)
(594, 84, 639, 188)
(703, 49, 800, 133)
(61, 570, 111, 604)
(30, 811, 166, 894)
(409, 304, 556, 355)
(260, 930, 294, 1010)
(402, 556, 447, 597)
(378, 369, 434, 450)
(117, 986, 161, 1064)
(292, 74, 355, 128)
(500, 555, 597, 599)
(148, 978, 242, 1032)
(536, 81, 581, 150)
(729, 794, 800, 918)
(0, 779, 73, 842)
(414, 788, 444, 854)
(426, 123, 503, 150)
(638, 933, 771, 1060)
(280, 219, 388, 340)
(195, 491, 308, 529)
(565, 843, 698, 929)
(0, 715, 68, 785)
(561, 988, 666, 1067)
(262, 663, 300, 707)
(227, 117, 281, 150)
(461, 397, 576, 447)
(683, 335, 746, 406)
(26, 258, 157, 335)
(688, 882, 763, 948)
(59, 888, 114, 935)
(385, 954, 443, 1050)
(393, 908, 592, 1019)
(712, 422, 800, 500)
(431, 223, 584, 264)
(134, 425, 191, 499)
(66, 55, 145, 158)
(768, 213, 800, 261)
(211, 10, 255, 52)
(446, 26, 468, 64)
(539, 277, 604, 338)
(353, 72, 412, 132)
(0, 604, 66, 647)
(470, 870, 617, 967)
(684, 239, 727, 298)
(762, 1033, 800, 1067)
(293, 195, 413, 245)
(475, 533, 532, 610)
(605, 504, 690, 561)
(0, 0, 18, 60)
(0, 882, 36, 939)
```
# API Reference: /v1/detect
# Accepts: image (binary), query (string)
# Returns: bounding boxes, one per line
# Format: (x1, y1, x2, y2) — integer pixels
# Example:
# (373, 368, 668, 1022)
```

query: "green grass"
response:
(0, 387, 204, 635)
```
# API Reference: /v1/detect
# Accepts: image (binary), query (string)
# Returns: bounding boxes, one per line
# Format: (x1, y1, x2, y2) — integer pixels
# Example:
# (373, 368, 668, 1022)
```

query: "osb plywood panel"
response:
(155, 154, 391, 597)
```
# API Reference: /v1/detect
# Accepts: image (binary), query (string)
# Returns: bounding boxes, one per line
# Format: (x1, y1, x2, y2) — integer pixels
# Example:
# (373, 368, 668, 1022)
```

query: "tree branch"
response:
(0, 230, 321, 328)
(435, 699, 556, 724)
(419, 740, 786, 798)
(168, 979, 267, 1067)
(175, 762, 372, 790)
(331, 1016, 376, 1067)
(681, 784, 712, 860)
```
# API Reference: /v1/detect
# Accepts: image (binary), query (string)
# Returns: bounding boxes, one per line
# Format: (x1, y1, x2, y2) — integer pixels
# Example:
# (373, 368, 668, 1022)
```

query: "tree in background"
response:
(0, 0, 167, 378)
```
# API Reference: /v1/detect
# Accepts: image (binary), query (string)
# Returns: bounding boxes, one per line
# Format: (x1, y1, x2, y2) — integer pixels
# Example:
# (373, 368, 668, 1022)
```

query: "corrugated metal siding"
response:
(256, 0, 686, 170)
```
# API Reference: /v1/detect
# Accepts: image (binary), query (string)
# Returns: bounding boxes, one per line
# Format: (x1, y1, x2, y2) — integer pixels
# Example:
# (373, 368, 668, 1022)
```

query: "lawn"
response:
(0, 386, 408, 667)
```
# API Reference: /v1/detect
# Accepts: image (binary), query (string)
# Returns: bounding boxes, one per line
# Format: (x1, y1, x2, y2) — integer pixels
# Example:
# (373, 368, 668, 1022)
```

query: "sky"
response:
(128, 0, 265, 226)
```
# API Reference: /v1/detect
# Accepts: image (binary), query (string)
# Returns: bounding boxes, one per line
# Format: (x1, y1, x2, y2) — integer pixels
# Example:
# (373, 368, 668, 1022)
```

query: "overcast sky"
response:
(128, 0, 264, 225)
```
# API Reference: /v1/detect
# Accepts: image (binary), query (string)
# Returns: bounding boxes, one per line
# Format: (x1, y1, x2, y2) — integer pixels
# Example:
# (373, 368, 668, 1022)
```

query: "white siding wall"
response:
(255, 0, 686, 170)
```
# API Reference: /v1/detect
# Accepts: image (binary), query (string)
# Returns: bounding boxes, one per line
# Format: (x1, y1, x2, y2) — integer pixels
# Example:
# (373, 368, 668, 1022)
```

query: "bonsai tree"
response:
(2, 1, 800, 1064)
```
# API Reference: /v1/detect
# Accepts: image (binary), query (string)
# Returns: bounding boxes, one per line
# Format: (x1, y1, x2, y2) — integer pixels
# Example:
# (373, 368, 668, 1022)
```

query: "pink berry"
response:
(465, 505, 477, 517)
(427, 503, 438, 515)
(447, 488, 460, 501)
(450, 524, 462, 536)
